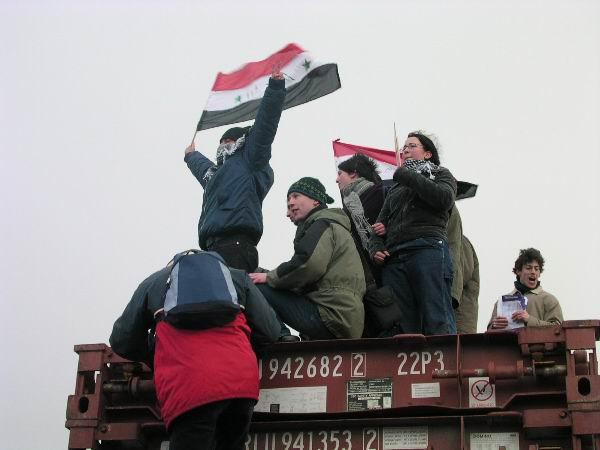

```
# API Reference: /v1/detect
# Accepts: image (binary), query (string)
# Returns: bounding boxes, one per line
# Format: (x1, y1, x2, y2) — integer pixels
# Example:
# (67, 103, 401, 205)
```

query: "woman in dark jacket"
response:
(373, 132, 457, 335)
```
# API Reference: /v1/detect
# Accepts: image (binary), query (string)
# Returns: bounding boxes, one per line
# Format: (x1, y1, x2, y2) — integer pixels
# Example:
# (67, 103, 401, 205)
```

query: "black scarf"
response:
(514, 280, 540, 294)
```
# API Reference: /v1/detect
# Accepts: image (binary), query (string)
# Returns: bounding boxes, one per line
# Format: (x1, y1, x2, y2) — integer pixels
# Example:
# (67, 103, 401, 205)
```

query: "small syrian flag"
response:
(332, 139, 398, 180)
(197, 43, 341, 131)
(333, 139, 478, 199)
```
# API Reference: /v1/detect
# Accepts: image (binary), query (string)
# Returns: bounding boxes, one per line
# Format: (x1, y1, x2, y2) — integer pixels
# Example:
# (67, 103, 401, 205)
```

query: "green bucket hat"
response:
(287, 177, 334, 204)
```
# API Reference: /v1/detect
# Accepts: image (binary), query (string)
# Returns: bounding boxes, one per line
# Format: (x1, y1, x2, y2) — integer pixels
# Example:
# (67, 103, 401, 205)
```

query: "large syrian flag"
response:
(332, 139, 478, 199)
(197, 43, 341, 131)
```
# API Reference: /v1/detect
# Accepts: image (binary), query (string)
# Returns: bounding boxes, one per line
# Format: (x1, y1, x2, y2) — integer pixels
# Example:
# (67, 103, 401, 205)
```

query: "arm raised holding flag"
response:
(184, 67, 286, 272)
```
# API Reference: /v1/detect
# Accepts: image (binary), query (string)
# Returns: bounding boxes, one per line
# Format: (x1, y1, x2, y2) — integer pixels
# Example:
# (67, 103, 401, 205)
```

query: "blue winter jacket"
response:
(185, 78, 286, 248)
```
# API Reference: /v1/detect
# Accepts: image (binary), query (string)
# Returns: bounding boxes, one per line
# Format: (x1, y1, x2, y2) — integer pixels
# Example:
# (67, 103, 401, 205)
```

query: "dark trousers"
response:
(206, 235, 258, 272)
(169, 398, 255, 450)
(382, 237, 456, 335)
(256, 285, 336, 340)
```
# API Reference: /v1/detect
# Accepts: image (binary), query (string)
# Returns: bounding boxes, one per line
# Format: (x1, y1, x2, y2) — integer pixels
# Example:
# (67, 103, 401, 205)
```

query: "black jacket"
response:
(110, 265, 280, 364)
(377, 166, 457, 248)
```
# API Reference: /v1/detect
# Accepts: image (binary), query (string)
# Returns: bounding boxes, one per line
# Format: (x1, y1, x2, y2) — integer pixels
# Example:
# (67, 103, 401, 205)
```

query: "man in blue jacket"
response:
(184, 69, 286, 271)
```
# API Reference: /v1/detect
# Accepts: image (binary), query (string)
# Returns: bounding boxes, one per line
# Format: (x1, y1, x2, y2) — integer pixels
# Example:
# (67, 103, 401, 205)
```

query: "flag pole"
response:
(190, 129, 198, 146)
(394, 122, 402, 166)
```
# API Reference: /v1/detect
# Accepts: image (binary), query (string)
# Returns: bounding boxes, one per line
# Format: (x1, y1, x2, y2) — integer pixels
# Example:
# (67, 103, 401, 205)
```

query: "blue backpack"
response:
(157, 250, 242, 329)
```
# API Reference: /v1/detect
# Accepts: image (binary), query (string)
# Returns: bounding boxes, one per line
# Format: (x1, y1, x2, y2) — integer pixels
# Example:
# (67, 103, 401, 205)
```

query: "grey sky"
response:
(1, 1, 599, 448)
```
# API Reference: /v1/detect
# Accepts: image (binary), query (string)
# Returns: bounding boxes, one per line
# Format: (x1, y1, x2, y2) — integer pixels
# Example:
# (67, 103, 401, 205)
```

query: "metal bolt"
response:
(99, 425, 108, 433)
(559, 411, 567, 418)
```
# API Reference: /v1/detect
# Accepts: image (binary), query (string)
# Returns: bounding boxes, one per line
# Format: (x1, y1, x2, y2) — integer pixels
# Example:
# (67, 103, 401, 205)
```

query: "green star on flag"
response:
(235, 95, 242, 103)
(302, 59, 311, 70)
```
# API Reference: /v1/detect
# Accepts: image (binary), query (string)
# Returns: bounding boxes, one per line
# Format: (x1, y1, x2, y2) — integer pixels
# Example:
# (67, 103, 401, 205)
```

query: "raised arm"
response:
(184, 142, 217, 188)
(245, 70, 286, 168)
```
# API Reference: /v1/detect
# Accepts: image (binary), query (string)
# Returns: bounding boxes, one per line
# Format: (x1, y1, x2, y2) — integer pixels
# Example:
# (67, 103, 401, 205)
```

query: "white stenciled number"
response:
(364, 429, 377, 450)
(320, 356, 330, 377)
(281, 357, 292, 379)
(410, 352, 420, 374)
(282, 432, 292, 450)
(332, 355, 343, 377)
(342, 430, 352, 450)
(331, 431, 340, 450)
(294, 357, 304, 379)
(307, 356, 317, 378)
(319, 431, 328, 450)
(293, 432, 304, 450)
(351, 353, 365, 377)
(397, 352, 408, 375)
(397, 351, 445, 375)
(269, 358, 279, 380)
(434, 350, 444, 371)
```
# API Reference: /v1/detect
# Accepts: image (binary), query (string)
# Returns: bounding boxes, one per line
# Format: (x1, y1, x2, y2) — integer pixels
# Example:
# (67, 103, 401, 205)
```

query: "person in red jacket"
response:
(110, 252, 280, 450)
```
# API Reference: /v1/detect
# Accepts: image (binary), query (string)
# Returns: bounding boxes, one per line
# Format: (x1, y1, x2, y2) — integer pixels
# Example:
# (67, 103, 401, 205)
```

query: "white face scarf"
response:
(203, 135, 246, 183)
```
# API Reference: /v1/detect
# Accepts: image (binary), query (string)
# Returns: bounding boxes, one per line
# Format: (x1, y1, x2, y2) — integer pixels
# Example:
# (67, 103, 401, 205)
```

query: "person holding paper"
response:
(488, 248, 563, 329)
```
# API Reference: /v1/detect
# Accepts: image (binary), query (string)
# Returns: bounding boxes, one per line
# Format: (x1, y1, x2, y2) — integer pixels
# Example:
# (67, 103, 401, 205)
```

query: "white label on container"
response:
(255, 386, 327, 413)
(411, 382, 441, 398)
(470, 432, 519, 449)
(383, 427, 428, 449)
(468, 377, 496, 407)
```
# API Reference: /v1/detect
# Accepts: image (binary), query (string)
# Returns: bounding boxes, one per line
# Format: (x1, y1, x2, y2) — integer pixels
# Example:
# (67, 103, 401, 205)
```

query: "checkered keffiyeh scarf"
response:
(402, 159, 440, 180)
(202, 135, 246, 183)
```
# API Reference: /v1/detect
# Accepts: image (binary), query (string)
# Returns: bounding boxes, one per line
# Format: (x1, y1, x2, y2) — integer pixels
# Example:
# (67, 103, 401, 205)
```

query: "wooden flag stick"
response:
(190, 129, 198, 147)
(394, 122, 402, 166)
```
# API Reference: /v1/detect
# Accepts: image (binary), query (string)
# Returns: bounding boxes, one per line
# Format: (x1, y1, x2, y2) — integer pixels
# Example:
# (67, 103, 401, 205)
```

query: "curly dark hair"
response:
(407, 131, 441, 166)
(337, 154, 381, 183)
(512, 248, 545, 276)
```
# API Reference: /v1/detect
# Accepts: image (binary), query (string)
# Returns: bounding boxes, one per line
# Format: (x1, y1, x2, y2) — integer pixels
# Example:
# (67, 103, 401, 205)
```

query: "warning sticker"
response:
(470, 432, 519, 449)
(347, 378, 392, 411)
(468, 377, 496, 408)
(383, 427, 428, 449)
(411, 382, 440, 398)
(255, 386, 327, 413)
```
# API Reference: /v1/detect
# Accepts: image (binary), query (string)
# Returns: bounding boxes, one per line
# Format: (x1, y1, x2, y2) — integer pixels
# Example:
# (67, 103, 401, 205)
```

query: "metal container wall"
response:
(65, 320, 600, 450)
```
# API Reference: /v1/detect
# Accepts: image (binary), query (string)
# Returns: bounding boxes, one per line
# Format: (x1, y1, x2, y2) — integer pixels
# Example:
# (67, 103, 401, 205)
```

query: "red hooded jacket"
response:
(153, 313, 259, 428)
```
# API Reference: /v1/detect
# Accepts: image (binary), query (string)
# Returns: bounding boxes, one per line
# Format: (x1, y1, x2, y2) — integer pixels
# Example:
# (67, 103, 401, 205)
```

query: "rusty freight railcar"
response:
(66, 320, 600, 450)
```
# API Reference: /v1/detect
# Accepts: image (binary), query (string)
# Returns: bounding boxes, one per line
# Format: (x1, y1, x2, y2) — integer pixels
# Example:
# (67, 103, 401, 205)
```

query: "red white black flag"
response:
(197, 43, 341, 131)
(332, 139, 398, 180)
(333, 139, 478, 199)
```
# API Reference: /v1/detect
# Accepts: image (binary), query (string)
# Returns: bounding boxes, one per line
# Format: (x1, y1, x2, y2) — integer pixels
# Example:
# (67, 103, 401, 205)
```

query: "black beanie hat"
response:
(287, 177, 334, 204)
(220, 126, 250, 143)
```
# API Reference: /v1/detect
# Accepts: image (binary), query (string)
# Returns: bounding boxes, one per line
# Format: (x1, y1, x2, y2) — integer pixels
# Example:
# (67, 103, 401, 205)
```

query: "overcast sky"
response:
(1, 1, 599, 448)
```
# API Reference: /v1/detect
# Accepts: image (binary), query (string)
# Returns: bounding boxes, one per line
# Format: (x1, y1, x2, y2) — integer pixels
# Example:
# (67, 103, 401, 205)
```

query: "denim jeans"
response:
(382, 237, 456, 335)
(256, 285, 336, 340)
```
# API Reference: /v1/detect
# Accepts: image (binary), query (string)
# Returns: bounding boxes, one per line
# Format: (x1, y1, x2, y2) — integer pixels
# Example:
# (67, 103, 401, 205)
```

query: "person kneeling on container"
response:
(249, 177, 366, 341)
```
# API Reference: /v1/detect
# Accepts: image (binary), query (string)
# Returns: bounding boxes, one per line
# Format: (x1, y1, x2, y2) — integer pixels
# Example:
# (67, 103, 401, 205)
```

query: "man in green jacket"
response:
(488, 248, 563, 329)
(249, 177, 366, 340)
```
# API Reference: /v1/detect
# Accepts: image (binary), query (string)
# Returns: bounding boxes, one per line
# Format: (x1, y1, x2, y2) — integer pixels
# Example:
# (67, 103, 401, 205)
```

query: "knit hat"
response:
(220, 126, 250, 143)
(287, 177, 334, 204)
